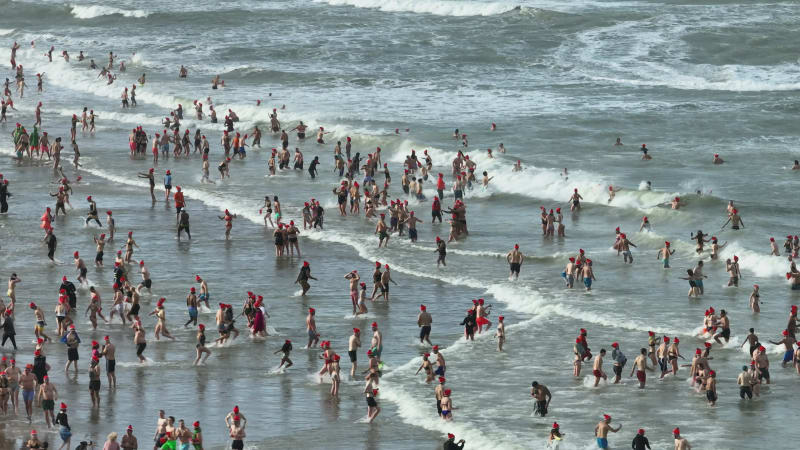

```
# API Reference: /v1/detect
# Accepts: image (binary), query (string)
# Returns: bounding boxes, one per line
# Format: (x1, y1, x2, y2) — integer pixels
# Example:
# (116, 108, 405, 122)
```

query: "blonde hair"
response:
(108, 432, 118, 441)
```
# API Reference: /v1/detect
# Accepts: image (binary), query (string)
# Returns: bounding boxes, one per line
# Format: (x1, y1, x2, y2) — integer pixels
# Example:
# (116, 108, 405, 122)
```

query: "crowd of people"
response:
(3, 38, 800, 450)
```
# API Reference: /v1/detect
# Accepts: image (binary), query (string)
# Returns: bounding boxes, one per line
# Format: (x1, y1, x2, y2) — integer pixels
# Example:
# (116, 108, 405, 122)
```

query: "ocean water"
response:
(1, 0, 799, 448)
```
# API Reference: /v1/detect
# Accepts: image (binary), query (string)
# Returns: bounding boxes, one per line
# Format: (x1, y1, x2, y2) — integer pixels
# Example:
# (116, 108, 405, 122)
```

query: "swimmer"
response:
(656, 241, 675, 268)
(495, 315, 505, 351)
(640, 144, 651, 160)
(592, 349, 608, 386)
(629, 348, 652, 389)
(726, 256, 741, 286)
(531, 381, 551, 417)
(607, 185, 621, 203)
(274, 340, 293, 369)
(749, 285, 761, 313)
(617, 233, 637, 264)
(721, 209, 745, 230)
(295, 261, 317, 296)
(218, 209, 237, 240)
(506, 244, 524, 280)
(594, 415, 621, 449)
(567, 188, 582, 211)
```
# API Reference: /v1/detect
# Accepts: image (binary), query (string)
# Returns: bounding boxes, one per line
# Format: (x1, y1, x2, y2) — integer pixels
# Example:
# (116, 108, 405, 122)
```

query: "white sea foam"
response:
(315, 0, 517, 17)
(69, 5, 150, 19)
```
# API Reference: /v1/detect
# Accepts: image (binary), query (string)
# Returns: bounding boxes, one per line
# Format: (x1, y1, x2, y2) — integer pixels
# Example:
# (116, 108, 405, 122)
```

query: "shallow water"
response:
(1, 0, 800, 448)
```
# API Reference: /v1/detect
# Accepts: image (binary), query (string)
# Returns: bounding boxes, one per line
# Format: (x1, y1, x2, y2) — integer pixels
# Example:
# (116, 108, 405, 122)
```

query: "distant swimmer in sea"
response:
(640, 144, 651, 160)
(712, 153, 724, 164)
(607, 185, 621, 203)
(614, 137, 623, 146)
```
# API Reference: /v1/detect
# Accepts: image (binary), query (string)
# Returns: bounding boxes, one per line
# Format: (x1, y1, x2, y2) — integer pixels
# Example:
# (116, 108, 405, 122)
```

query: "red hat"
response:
(60, 402, 67, 410)
(674, 337, 680, 343)
(705, 342, 712, 348)
(233, 406, 240, 413)
(375, 261, 381, 267)
(695, 348, 701, 355)
(733, 255, 739, 261)
(29, 302, 36, 309)
(603, 414, 611, 421)
(420, 305, 426, 311)
(665, 241, 671, 246)
(371, 322, 378, 328)
(198, 324, 205, 330)
(303, 261, 309, 267)
(353, 328, 360, 333)
(673, 428, 680, 435)
(367, 350, 372, 355)
(91, 340, 98, 347)
(514, 244, 519, 249)
(611, 342, 618, 348)
(444, 389, 451, 395)
(448, 433, 455, 439)
(770, 237, 775, 242)
(783, 330, 789, 336)
(553, 422, 559, 429)
(759, 345, 765, 351)
(498, 315, 504, 321)
(309, 308, 315, 313)
(334, 354, 341, 361)
(664, 336, 670, 342)
(73, 251, 79, 258)
(34, 350, 41, 356)
(104, 336, 110, 341)
(196, 275, 202, 281)
(433, 345, 439, 350)
(190, 287, 196, 293)
(439, 377, 446, 383)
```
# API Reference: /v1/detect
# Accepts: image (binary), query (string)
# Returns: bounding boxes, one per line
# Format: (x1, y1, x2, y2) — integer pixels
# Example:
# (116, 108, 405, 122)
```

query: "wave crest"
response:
(69, 4, 149, 19)
(315, 0, 518, 17)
